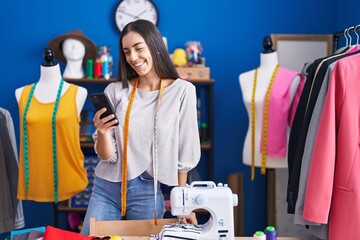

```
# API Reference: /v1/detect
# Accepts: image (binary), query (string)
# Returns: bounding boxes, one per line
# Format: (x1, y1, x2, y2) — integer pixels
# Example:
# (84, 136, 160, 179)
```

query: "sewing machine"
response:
(170, 181, 238, 240)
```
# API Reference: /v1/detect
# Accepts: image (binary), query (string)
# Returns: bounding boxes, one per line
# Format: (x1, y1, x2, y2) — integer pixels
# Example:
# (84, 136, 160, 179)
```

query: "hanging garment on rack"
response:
(293, 63, 337, 240)
(288, 48, 360, 239)
(0, 108, 25, 232)
(286, 48, 360, 214)
(287, 57, 323, 213)
(17, 84, 88, 202)
(303, 51, 360, 240)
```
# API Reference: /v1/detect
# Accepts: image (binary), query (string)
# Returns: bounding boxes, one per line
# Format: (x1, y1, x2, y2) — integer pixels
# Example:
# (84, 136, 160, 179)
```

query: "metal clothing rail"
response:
(332, 26, 360, 52)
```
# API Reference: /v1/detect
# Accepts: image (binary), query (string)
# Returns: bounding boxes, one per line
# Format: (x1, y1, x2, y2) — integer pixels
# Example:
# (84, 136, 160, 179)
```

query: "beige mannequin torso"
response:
(15, 64, 87, 115)
(239, 51, 300, 168)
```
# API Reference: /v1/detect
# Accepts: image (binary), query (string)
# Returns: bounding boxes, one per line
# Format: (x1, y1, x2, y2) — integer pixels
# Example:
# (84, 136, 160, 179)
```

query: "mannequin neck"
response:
(259, 51, 279, 69)
(63, 59, 85, 79)
(39, 64, 62, 83)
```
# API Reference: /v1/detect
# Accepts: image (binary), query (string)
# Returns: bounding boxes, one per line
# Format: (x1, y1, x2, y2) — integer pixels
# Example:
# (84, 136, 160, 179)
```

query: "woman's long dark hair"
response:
(117, 19, 179, 88)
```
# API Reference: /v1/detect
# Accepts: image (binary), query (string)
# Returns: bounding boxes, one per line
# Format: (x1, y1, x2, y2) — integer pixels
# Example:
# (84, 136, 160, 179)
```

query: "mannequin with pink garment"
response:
(239, 37, 302, 174)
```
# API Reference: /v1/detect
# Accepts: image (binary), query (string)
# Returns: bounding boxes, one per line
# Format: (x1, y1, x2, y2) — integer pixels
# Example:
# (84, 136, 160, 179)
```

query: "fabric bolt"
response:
(259, 67, 304, 158)
(81, 172, 165, 235)
(17, 84, 88, 202)
(303, 52, 360, 239)
(43, 225, 91, 240)
(27, 230, 44, 240)
(92, 79, 200, 186)
(12, 233, 29, 240)
(10, 226, 45, 240)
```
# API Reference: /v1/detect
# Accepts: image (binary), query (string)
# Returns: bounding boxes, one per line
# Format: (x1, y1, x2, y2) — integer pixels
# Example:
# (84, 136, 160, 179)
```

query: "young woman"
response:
(81, 19, 200, 235)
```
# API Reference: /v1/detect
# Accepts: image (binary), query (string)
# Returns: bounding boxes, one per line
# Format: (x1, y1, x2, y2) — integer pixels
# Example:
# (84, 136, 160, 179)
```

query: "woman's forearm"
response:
(95, 131, 115, 160)
(178, 172, 188, 187)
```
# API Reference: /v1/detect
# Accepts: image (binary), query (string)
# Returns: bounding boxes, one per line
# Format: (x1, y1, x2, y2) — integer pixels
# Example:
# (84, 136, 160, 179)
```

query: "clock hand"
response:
(135, 10, 147, 18)
(118, 10, 137, 18)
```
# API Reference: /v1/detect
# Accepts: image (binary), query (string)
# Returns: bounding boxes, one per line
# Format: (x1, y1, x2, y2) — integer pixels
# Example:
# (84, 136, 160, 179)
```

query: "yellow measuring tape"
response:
(251, 65, 279, 180)
(121, 78, 165, 220)
(121, 79, 138, 216)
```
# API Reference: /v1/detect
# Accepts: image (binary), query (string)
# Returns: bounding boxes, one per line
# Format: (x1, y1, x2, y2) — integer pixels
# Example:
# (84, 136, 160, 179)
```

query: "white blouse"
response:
(93, 79, 201, 186)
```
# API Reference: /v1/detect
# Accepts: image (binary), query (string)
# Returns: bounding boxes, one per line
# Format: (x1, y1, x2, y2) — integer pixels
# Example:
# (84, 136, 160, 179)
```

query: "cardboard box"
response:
(176, 67, 210, 80)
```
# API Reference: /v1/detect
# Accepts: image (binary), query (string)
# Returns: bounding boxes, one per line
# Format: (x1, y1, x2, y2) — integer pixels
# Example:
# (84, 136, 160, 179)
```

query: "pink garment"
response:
(260, 67, 305, 158)
(347, 45, 359, 53)
(303, 53, 360, 239)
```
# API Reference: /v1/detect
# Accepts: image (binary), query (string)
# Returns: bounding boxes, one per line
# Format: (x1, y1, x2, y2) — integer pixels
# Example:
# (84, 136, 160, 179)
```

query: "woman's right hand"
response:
(93, 107, 118, 134)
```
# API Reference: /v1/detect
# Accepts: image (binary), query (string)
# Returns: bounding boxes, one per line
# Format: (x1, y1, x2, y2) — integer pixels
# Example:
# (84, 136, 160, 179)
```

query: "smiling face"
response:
(122, 31, 155, 78)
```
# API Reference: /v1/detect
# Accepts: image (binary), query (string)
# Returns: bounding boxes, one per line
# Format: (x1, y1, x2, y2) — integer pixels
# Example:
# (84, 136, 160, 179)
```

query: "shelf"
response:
(80, 141, 95, 148)
(65, 78, 117, 83)
(65, 78, 214, 84)
(200, 142, 212, 150)
(80, 141, 212, 150)
(57, 200, 86, 212)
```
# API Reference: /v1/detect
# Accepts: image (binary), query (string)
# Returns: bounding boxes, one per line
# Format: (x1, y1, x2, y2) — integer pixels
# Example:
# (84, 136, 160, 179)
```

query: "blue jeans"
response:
(81, 172, 165, 235)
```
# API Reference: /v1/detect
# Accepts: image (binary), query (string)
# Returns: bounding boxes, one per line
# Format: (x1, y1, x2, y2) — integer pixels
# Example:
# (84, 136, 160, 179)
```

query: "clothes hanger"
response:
(334, 28, 349, 54)
(354, 24, 360, 45)
(347, 26, 354, 46)
(345, 26, 359, 52)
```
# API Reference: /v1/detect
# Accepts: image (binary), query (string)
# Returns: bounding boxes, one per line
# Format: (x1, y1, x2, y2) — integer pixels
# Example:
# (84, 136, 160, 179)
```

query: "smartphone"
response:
(89, 93, 119, 126)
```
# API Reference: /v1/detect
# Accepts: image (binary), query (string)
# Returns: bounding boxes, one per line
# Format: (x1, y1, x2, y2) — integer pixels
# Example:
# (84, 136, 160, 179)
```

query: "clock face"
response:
(115, 0, 159, 32)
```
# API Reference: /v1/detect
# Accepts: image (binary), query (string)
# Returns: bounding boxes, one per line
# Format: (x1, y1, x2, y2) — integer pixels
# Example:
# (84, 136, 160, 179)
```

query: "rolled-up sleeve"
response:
(92, 129, 118, 163)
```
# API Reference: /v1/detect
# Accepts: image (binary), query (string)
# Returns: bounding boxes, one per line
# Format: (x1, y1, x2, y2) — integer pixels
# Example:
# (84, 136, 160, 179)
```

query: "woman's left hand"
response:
(177, 212, 197, 224)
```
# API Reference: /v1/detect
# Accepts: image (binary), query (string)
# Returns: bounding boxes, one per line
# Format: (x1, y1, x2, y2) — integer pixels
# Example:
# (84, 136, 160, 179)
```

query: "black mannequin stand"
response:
(262, 36, 276, 226)
(262, 36, 275, 54)
(42, 47, 58, 67)
(42, 47, 61, 227)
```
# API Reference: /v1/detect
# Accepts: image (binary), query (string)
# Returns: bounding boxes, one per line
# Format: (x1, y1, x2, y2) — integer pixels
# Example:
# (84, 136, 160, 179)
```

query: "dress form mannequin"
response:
(239, 38, 300, 169)
(15, 48, 89, 202)
(62, 38, 86, 79)
(15, 48, 87, 115)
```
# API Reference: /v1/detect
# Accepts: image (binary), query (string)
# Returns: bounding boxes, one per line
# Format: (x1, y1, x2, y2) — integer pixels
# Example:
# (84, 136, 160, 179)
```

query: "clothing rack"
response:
(332, 25, 360, 51)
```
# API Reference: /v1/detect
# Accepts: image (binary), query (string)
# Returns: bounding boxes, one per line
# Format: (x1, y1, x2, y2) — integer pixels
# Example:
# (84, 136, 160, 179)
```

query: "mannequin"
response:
(47, 30, 97, 80)
(15, 48, 87, 115)
(15, 48, 88, 202)
(62, 38, 86, 79)
(239, 37, 302, 173)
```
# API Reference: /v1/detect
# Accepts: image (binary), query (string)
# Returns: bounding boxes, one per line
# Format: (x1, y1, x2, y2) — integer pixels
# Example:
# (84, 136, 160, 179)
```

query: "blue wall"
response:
(0, 0, 358, 237)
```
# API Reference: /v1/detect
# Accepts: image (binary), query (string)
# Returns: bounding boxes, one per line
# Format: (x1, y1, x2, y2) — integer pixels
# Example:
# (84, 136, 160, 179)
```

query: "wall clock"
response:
(115, 0, 159, 32)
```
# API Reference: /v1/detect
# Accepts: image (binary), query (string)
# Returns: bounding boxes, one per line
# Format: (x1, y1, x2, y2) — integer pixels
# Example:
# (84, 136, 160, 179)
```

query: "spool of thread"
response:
(253, 231, 266, 240)
(102, 61, 110, 80)
(86, 59, 93, 79)
(264, 226, 277, 240)
(200, 122, 207, 143)
(94, 60, 102, 78)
